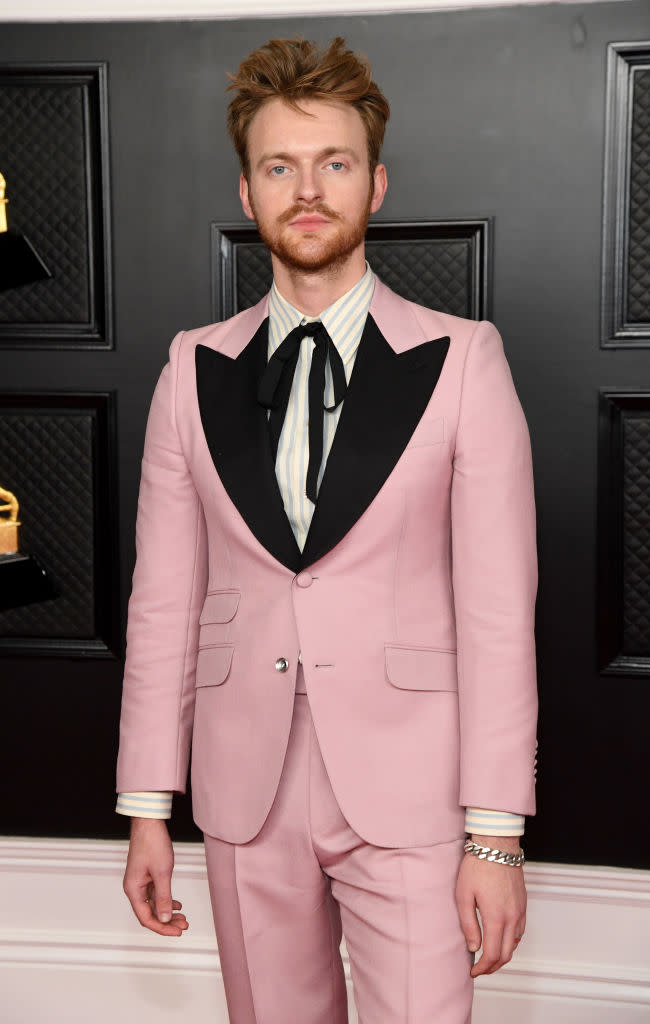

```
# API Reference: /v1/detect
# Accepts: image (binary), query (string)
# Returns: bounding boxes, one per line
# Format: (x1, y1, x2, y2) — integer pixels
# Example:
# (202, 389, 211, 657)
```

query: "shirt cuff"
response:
(464, 808, 525, 837)
(116, 792, 173, 819)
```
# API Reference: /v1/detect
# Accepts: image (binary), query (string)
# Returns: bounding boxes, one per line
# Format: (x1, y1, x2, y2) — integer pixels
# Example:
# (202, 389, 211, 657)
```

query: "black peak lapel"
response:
(196, 320, 303, 574)
(301, 315, 450, 568)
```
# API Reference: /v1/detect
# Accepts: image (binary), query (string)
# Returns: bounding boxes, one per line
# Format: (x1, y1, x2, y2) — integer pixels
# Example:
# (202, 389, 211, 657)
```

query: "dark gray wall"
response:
(1, 2, 649, 867)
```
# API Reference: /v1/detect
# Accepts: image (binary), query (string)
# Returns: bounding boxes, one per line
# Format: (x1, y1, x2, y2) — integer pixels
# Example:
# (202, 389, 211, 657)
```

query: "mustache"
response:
(278, 203, 342, 225)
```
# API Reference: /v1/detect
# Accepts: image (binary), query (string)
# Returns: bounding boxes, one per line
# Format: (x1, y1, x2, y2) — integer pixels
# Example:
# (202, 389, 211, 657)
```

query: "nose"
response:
(294, 166, 322, 205)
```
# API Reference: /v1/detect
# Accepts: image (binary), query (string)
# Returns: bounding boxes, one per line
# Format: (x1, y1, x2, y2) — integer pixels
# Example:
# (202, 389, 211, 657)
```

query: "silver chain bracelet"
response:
(464, 839, 525, 867)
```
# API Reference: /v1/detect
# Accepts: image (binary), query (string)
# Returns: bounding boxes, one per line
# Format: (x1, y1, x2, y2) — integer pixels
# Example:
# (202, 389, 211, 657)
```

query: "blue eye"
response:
(270, 166, 287, 176)
(328, 161, 345, 171)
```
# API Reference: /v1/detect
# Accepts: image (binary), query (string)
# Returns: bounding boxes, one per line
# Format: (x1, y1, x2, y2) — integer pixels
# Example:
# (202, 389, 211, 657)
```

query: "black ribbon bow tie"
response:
(257, 320, 347, 504)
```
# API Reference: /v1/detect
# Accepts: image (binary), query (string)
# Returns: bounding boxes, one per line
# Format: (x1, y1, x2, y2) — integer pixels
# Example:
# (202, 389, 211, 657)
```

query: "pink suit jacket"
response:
(116, 277, 538, 848)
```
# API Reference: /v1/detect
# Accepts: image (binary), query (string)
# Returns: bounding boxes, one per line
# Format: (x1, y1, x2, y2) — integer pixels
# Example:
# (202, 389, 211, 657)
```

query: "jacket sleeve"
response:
(116, 331, 208, 795)
(451, 321, 538, 816)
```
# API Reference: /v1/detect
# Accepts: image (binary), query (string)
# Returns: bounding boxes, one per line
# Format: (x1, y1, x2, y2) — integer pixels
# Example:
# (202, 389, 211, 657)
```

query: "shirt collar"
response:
(268, 263, 375, 365)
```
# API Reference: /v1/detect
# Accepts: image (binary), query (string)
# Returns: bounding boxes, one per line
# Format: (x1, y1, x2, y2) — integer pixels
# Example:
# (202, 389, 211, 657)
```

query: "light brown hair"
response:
(227, 36, 390, 178)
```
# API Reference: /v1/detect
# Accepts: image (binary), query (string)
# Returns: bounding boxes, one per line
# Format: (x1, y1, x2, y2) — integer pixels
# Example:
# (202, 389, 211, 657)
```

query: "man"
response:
(116, 36, 538, 1024)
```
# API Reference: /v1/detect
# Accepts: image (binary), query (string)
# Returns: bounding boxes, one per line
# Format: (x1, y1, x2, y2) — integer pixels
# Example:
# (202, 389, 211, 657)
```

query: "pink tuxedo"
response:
(116, 277, 537, 847)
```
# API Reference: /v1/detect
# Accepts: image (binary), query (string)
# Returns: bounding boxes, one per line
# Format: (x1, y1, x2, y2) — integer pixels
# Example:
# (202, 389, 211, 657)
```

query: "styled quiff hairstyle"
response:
(227, 36, 390, 179)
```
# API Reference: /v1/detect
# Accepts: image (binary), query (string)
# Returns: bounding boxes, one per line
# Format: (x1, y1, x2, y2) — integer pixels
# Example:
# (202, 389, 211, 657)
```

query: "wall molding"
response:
(0, 392, 121, 659)
(475, 957, 650, 1005)
(4, 928, 219, 973)
(0, 836, 209, 876)
(522, 859, 650, 908)
(0, 63, 113, 349)
(4, 836, 647, 901)
(601, 41, 650, 346)
(0, 0, 624, 23)
(597, 390, 650, 677)
(1, 836, 648, 1023)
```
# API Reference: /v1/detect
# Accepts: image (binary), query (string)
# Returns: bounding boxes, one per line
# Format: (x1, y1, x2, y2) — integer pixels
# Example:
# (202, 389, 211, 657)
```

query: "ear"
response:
(370, 163, 388, 215)
(239, 173, 255, 221)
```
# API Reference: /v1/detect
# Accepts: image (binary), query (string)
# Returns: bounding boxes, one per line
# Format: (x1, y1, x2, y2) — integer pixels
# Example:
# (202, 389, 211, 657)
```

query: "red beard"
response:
(251, 196, 372, 274)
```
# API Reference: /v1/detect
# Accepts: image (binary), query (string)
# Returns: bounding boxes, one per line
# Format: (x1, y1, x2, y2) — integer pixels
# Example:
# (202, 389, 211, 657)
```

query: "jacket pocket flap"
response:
(199, 590, 240, 624)
(196, 644, 234, 687)
(385, 644, 458, 691)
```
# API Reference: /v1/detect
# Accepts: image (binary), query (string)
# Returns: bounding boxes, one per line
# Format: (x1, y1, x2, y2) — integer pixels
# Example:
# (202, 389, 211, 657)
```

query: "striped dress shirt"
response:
(117, 266, 524, 838)
(267, 263, 375, 548)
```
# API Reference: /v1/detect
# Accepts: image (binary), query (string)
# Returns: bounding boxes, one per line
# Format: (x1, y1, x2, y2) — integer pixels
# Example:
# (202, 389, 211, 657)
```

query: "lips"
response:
(289, 215, 331, 229)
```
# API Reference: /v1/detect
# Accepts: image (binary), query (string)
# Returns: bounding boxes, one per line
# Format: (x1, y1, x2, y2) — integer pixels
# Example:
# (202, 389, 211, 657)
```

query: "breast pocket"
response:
(199, 589, 240, 647)
(405, 415, 445, 449)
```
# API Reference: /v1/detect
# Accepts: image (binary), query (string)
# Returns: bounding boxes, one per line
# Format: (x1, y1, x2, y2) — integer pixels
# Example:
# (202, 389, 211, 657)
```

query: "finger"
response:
(168, 911, 190, 931)
(511, 914, 526, 953)
(455, 888, 482, 955)
(141, 899, 189, 934)
(495, 920, 519, 970)
(151, 897, 188, 926)
(146, 886, 189, 932)
(471, 918, 504, 977)
(130, 891, 187, 936)
(150, 870, 174, 924)
(491, 905, 526, 973)
(146, 900, 189, 932)
(454, 876, 485, 954)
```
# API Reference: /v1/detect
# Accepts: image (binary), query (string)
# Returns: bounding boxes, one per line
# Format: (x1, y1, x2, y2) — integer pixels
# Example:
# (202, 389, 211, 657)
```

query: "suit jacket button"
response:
(275, 657, 289, 672)
(295, 571, 313, 588)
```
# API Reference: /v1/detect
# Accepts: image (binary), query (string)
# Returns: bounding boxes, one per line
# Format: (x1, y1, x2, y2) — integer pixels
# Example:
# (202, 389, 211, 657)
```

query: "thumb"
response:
(456, 888, 482, 954)
(151, 871, 173, 924)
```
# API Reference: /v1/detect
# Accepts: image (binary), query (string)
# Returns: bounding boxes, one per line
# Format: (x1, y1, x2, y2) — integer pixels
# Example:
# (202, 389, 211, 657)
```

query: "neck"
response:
(271, 248, 367, 317)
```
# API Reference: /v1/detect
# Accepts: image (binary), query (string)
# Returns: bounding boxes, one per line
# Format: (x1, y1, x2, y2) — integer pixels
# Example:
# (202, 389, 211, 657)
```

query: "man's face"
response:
(240, 97, 387, 274)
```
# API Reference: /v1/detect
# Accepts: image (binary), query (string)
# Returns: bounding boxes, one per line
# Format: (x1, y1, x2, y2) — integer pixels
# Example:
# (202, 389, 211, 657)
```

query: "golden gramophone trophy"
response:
(0, 171, 51, 291)
(0, 484, 57, 612)
(0, 485, 21, 555)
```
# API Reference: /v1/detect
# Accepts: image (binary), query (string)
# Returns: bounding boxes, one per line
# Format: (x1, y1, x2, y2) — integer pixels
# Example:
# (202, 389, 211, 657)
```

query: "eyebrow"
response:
(256, 146, 360, 170)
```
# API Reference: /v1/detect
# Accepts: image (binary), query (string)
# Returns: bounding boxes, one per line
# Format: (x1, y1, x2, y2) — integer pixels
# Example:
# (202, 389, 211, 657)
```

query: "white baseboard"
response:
(1, 837, 649, 1023)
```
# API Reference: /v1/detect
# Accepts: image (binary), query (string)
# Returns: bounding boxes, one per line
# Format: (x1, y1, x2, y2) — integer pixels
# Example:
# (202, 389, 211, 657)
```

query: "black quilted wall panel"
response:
(213, 221, 489, 323)
(365, 240, 471, 318)
(0, 65, 112, 347)
(627, 68, 650, 324)
(622, 413, 650, 654)
(598, 391, 650, 675)
(236, 243, 273, 312)
(602, 44, 650, 345)
(0, 393, 119, 656)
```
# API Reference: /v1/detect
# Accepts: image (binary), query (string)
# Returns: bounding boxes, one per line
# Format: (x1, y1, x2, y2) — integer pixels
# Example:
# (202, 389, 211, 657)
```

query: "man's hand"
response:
(123, 817, 189, 936)
(455, 835, 526, 977)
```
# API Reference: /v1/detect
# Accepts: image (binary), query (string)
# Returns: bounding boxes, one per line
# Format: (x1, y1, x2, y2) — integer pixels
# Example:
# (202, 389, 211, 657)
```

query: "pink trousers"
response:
(203, 676, 473, 1023)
